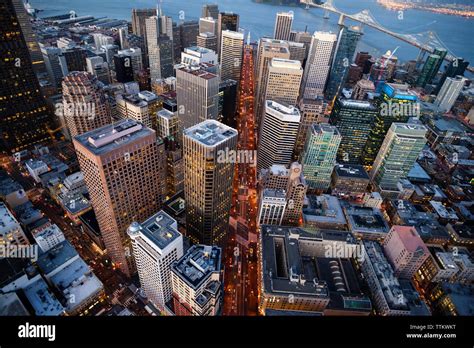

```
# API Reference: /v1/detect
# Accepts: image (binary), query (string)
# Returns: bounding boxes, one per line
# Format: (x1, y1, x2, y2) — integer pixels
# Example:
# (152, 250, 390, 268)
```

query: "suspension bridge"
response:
(301, 0, 474, 73)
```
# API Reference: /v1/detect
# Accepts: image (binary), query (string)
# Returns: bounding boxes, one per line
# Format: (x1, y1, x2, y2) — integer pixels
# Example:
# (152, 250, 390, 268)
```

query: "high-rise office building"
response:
(352, 79, 375, 100)
(273, 11, 293, 41)
(301, 31, 337, 99)
(113, 54, 134, 83)
(288, 41, 306, 64)
(370, 123, 427, 192)
(329, 99, 377, 164)
(255, 38, 290, 120)
(258, 58, 303, 125)
(217, 12, 239, 57)
(183, 120, 237, 247)
(131, 8, 156, 37)
(258, 101, 301, 172)
(73, 119, 167, 276)
(171, 245, 223, 316)
(181, 46, 218, 66)
(0, 0, 54, 153)
(436, 57, 469, 93)
(41, 45, 64, 89)
(325, 25, 362, 100)
(257, 189, 287, 226)
(199, 17, 217, 35)
(220, 30, 244, 82)
(179, 21, 199, 49)
(146, 16, 174, 81)
(117, 48, 143, 77)
(416, 54, 442, 87)
(218, 79, 238, 128)
(92, 33, 114, 50)
(128, 211, 183, 311)
(86, 56, 111, 85)
(293, 98, 327, 159)
(383, 225, 429, 279)
(197, 32, 218, 53)
(301, 123, 341, 191)
(116, 92, 159, 130)
(62, 72, 112, 138)
(362, 83, 418, 166)
(176, 64, 220, 130)
(202, 4, 219, 19)
(434, 75, 466, 113)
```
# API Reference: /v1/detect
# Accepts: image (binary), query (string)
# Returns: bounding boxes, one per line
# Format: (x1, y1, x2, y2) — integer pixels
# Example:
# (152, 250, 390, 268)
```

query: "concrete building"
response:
(370, 123, 427, 193)
(31, 222, 65, 253)
(171, 245, 222, 316)
(197, 32, 218, 53)
(294, 98, 327, 158)
(300, 123, 341, 191)
(183, 120, 237, 247)
(199, 17, 217, 35)
(0, 202, 29, 246)
(257, 189, 287, 226)
(73, 120, 167, 276)
(383, 225, 430, 279)
(181, 46, 218, 66)
(361, 240, 430, 316)
(216, 12, 239, 57)
(220, 30, 244, 82)
(62, 72, 112, 138)
(176, 64, 220, 130)
(273, 12, 293, 41)
(331, 164, 370, 200)
(85, 56, 110, 85)
(127, 211, 183, 311)
(301, 31, 337, 99)
(302, 194, 346, 230)
(344, 204, 390, 240)
(434, 75, 466, 113)
(257, 101, 301, 172)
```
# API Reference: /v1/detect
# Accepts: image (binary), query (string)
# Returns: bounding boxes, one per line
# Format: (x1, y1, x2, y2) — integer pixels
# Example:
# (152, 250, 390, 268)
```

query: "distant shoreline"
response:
(376, 0, 474, 18)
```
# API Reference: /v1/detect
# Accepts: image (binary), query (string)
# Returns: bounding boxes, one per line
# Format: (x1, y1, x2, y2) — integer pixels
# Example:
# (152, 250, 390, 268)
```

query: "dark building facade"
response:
(0, 0, 54, 153)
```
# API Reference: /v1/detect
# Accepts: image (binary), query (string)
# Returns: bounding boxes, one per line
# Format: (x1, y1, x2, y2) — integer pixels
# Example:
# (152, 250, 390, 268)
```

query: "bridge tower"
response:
(338, 13, 345, 25)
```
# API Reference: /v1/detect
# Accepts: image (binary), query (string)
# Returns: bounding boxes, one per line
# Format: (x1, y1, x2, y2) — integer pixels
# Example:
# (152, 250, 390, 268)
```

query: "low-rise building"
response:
(344, 204, 390, 240)
(302, 195, 347, 230)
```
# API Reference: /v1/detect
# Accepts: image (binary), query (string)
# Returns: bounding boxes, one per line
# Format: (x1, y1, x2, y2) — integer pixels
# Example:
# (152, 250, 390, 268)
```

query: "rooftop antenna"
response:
(156, 0, 163, 17)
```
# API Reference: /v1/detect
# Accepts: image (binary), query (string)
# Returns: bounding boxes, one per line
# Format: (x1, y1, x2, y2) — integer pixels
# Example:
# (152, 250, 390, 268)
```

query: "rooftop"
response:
(334, 164, 370, 180)
(337, 99, 377, 111)
(74, 119, 154, 155)
(303, 195, 346, 226)
(128, 210, 181, 251)
(172, 245, 221, 289)
(183, 120, 237, 147)
(344, 205, 389, 235)
(36, 240, 79, 276)
(23, 277, 64, 316)
(0, 202, 20, 235)
(266, 100, 301, 121)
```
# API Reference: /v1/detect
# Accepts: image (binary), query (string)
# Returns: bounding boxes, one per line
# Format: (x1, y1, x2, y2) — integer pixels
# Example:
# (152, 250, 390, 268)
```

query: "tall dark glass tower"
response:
(329, 98, 377, 165)
(1, 0, 53, 154)
(416, 53, 441, 87)
(325, 25, 362, 100)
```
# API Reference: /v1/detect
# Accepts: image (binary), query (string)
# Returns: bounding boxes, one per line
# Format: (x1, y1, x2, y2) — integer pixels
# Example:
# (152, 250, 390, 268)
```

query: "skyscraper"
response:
(62, 72, 112, 138)
(300, 31, 337, 99)
(218, 79, 238, 128)
(0, 0, 54, 153)
(436, 57, 469, 93)
(113, 54, 134, 83)
(146, 16, 174, 82)
(217, 12, 239, 57)
(183, 120, 237, 247)
(179, 20, 200, 48)
(199, 17, 217, 35)
(362, 83, 419, 166)
(131, 8, 156, 37)
(176, 64, 220, 130)
(257, 101, 301, 172)
(254, 38, 290, 120)
(73, 119, 167, 276)
(416, 54, 442, 87)
(220, 30, 244, 82)
(370, 123, 427, 192)
(273, 11, 293, 41)
(85, 56, 111, 85)
(325, 25, 363, 100)
(41, 45, 64, 89)
(128, 211, 183, 312)
(202, 3, 219, 20)
(301, 123, 341, 191)
(258, 58, 303, 123)
(171, 245, 223, 316)
(434, 75, 466, 113)
(257, 189, 287, 226)
(329, 99, 377, 164)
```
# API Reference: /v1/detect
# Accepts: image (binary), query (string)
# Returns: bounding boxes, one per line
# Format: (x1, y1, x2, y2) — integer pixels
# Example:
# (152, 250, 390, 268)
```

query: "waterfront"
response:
(30, 0, 474, 64)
